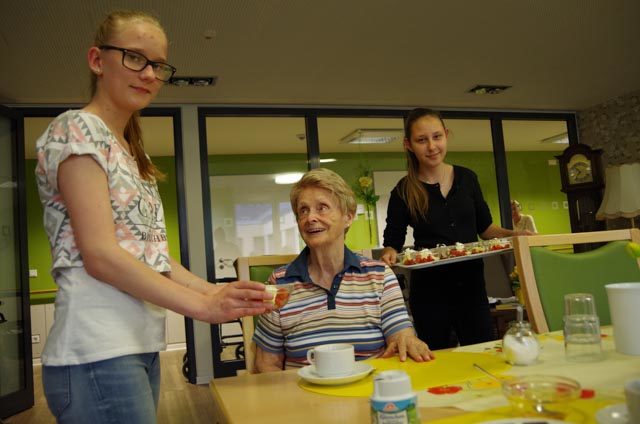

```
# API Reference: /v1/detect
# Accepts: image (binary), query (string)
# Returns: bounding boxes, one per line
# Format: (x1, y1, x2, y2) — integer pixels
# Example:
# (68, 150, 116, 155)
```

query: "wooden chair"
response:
(234, 254, 297, 373)
(513, 229, 640, 334)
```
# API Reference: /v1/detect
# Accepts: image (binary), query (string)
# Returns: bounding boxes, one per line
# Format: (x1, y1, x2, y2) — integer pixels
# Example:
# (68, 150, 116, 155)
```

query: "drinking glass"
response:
(563, 293, 603, 362)
(564, 293, 598, 316)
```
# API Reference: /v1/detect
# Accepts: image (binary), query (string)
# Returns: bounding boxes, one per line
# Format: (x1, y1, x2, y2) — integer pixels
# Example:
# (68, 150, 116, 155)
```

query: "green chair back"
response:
(530, 240, 640, 331)
(249, 265, 279, 284)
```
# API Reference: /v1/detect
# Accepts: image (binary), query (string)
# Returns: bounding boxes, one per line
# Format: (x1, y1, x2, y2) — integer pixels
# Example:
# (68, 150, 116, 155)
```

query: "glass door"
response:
(0, 105, 33, 418)
(203, 114, 308, 377)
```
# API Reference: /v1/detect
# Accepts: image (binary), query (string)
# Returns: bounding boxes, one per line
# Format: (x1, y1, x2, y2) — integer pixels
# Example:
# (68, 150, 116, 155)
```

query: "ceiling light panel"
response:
(340, 129, 404, 145)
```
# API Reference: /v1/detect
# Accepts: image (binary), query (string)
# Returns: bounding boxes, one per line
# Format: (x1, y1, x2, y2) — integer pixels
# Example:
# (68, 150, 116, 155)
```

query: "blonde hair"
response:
(399, 108, 446, 221)
(290, 168, 357, 221)
(90, 10, 166, 181)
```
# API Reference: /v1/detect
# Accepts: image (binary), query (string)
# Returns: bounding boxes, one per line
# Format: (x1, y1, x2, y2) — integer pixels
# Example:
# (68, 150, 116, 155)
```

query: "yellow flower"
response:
(359, 176, 373, 188)
(353, 167, 379, 207)
(509, 266, 519, 282)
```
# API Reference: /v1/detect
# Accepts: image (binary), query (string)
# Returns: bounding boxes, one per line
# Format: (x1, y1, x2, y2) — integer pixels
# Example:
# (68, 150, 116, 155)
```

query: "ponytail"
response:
(125, 112, 165, 181)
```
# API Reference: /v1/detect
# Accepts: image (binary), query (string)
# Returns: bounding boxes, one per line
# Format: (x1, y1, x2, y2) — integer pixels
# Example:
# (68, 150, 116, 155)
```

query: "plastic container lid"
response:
(372, 370, 412, 399)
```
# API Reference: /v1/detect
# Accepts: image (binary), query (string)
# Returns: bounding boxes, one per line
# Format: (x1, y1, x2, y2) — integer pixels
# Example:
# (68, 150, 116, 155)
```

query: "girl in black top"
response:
(380, 108, 531, 349)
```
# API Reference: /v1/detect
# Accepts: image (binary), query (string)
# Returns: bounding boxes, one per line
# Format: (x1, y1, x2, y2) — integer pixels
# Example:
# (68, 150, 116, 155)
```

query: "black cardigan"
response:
(383, 165, 493, 252)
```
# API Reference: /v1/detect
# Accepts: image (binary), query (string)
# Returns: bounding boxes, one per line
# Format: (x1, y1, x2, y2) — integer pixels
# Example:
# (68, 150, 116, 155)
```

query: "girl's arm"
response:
(58, 155, 272, 323)
(166, 257, 219, 296)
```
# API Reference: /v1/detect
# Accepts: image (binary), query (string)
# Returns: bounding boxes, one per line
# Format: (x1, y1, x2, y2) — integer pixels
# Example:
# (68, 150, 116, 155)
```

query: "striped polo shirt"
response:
(253, 246, 413, 369)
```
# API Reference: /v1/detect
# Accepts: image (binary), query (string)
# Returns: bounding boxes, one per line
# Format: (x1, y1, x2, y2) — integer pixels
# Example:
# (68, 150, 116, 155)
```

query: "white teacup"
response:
(306, 343, 355, 377)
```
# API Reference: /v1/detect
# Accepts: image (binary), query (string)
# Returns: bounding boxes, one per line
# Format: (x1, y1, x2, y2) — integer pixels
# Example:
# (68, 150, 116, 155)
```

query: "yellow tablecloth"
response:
(298, 351, 511, 397)
(430, 398, 623, 424)
(424, 329, 636, 423)
(298, 328, 639, 423)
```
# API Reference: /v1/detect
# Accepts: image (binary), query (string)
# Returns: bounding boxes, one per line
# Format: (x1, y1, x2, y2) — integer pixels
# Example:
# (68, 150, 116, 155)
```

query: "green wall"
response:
(26, 156, 181, 304)
(505, 152, 571, 235)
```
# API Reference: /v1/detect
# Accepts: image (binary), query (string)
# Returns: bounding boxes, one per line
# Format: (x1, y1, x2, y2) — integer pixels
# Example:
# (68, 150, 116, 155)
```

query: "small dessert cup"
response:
(264, 283, 296, 309)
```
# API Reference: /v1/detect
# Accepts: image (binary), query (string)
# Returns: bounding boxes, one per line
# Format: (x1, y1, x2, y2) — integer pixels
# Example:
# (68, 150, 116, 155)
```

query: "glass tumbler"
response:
(563, 293, 603, 362)
(564, 293, 598, 316)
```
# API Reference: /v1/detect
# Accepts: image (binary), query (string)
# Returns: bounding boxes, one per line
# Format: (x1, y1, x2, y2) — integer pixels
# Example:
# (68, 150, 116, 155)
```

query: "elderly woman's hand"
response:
(383, 328, 435, 362)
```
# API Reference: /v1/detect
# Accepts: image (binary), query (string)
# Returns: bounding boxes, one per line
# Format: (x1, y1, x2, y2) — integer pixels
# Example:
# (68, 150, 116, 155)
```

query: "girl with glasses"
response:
(35, 10, 273, 423)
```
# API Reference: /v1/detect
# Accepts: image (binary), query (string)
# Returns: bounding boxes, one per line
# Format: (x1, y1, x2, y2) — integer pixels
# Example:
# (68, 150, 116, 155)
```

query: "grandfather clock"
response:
(556, 144, 605, 250)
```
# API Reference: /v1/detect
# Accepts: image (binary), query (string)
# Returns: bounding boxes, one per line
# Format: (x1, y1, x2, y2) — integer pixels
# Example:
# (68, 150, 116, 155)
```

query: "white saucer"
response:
(596, 403, 629, 424)
(479, 419, 566, 424)
(297, 362, 374, 385)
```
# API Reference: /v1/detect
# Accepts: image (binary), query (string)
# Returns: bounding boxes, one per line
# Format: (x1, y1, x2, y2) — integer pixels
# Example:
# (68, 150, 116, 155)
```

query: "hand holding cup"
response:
(264, 283, 296, 309)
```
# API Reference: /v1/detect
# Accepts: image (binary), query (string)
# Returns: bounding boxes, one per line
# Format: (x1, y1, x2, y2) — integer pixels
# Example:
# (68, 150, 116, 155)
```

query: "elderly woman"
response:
(253, 168, 433, 372)
(511, 200, 537, 234)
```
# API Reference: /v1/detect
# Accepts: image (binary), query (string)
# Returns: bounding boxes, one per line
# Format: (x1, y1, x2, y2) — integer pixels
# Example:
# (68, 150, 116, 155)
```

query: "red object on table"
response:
(427, 385, 463, 395)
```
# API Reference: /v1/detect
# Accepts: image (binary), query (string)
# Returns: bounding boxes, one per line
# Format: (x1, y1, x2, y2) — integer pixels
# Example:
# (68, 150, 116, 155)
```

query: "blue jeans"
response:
(43, 352, 161, 424)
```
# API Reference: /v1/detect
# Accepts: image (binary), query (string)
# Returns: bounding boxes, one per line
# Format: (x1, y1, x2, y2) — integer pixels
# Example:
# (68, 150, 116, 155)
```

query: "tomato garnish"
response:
(580, 388, 595, 399)
(274, 288, 290, 309)
(427, 385, 463, 395)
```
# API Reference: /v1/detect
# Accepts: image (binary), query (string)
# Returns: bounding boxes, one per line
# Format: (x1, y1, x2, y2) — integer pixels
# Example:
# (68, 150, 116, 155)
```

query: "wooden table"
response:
(210, 327, 639, 423)
(209, 369, 461, 424)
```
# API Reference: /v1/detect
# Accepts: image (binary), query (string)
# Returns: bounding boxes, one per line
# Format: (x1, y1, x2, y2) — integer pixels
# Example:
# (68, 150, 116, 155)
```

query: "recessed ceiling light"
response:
(467, 85, 512, 95)
(170, 77, 190, 87)
(168, 76, 217, 87)
(203, 29, 217, 40)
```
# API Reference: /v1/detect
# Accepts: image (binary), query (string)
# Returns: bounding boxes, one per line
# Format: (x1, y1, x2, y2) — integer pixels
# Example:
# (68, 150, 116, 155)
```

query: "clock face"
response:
(567, 154, 593, 185)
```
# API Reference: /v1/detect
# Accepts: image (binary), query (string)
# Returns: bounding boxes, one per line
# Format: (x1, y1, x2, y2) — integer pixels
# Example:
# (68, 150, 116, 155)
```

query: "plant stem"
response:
(366, 203, 373, 245)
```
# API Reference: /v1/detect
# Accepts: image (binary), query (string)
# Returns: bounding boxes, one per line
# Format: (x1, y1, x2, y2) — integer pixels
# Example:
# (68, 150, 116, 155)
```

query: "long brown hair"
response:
(90, 10, 165, 181)
(399, 108, 446, 221)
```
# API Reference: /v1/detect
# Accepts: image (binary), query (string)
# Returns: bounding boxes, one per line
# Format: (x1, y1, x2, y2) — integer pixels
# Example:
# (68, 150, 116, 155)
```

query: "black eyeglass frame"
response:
(99, 44, 177, 82)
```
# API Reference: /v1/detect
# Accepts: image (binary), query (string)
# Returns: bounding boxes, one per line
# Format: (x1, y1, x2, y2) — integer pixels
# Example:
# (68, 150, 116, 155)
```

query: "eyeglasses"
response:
(99, 45, 176, 82)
